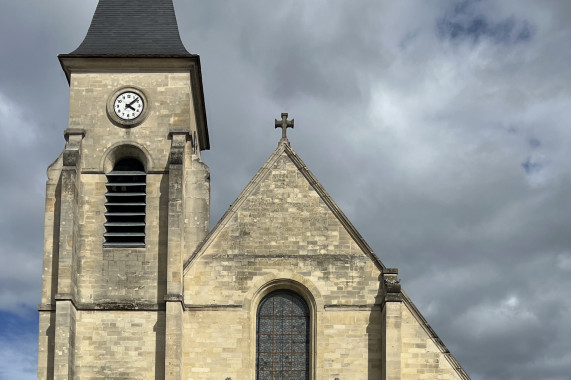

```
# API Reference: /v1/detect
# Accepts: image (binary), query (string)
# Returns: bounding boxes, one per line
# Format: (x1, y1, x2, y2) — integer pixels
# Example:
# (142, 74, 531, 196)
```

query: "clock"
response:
(107, 87, 149, 127)
(114, 91, 144, 120)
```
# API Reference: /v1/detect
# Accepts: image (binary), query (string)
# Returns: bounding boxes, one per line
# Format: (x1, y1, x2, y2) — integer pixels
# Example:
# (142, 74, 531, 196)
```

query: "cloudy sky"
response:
(1, 0, 571, 379)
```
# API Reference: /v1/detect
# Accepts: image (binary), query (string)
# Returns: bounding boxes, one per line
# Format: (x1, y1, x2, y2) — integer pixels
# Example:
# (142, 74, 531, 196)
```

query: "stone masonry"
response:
(38, 1, 472, 378)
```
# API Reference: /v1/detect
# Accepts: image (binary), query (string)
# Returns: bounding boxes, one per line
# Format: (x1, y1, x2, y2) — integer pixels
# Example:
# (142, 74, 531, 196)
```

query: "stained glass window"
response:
(256, 291, 310, 380)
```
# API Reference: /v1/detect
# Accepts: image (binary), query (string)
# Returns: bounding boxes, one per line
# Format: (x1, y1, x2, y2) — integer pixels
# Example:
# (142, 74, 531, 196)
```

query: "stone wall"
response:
(38, 67, 209, 379)
(76, 172, 168, 304)
(183, 147, 385, 379)
(74, 310, 164, 380)
(400, 302, 464, 380)
(184, 153, 382, 307)
(182, 307, 383, 379)
(68, 72, 197, 172)
(183, 310, 248, 379)
(38, 67, 470, 380)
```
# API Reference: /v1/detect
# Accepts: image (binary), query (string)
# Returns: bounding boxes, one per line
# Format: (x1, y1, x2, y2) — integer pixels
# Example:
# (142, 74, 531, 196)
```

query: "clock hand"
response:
(126, 98, 139, 110)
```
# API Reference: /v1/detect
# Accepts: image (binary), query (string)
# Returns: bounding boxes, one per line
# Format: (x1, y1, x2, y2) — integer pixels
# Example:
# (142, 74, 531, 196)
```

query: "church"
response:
(37, 1, 471, 379)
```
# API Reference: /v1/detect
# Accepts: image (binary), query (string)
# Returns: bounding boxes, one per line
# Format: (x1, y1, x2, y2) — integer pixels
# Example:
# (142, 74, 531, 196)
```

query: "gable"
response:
(180, 142, 470, 379)
(183, 142, 385, 306)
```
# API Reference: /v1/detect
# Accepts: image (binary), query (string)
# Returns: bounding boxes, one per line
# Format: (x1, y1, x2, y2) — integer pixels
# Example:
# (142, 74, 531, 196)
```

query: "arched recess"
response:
(245, 272, 323, 311)
(101, 144, 150, 248)
(100, 142, 153, 173)
(247, 275, 322, 380)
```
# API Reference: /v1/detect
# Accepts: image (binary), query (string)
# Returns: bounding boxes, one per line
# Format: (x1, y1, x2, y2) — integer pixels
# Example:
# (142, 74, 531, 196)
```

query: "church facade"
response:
(37, 1, 471, 379)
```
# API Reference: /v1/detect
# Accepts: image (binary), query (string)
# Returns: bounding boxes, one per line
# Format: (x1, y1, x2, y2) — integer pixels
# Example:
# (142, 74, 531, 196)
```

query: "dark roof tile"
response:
(70, 0, 191, 56)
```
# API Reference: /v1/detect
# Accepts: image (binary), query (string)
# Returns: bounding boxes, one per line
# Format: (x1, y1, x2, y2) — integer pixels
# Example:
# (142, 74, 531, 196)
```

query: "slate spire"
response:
(70, 0, 191, 56)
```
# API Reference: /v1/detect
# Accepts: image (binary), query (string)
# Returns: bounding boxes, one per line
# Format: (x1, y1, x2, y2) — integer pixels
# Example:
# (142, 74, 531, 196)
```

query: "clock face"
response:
(113, 91, 144, 120)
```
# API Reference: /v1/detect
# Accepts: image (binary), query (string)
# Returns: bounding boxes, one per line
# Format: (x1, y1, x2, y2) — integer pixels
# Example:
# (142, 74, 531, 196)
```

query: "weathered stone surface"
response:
(74, 310, 164, 380)
(39, 24, 469, 380)
(180, 143, 468, 379)
(38, 67, 209, 379)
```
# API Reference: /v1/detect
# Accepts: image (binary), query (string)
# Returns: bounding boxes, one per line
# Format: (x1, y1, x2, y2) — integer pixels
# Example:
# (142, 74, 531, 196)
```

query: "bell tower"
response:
(37, 1, 210, 378)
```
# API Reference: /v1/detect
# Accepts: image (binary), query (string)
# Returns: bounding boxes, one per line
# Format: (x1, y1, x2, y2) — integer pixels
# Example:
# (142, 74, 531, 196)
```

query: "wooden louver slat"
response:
(103, 161, 146, 248)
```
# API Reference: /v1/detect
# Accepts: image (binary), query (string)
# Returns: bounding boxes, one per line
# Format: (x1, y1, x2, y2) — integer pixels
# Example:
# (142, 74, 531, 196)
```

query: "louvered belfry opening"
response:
(104, 158, 146, 248)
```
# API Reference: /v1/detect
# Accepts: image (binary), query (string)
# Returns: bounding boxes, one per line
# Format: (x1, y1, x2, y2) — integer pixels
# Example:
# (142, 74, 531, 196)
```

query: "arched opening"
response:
(256, 290, 310, 380)
(103, 158, 146, 248)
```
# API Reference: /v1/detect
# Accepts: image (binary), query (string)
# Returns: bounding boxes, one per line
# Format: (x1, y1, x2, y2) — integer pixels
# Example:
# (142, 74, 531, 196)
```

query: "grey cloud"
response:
(436, 1, 535, 45)
(179, 1, 390, 105)
(1, 1, 571, 379)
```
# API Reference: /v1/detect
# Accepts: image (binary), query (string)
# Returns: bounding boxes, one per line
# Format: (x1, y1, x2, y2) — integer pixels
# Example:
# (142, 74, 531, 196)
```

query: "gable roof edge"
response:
(184, 143, 288, 272)
(184, 142, 386, 273)
(401, 290, 472, 380)
(282, 144, 386, 271)
(183, 140, 386, 273)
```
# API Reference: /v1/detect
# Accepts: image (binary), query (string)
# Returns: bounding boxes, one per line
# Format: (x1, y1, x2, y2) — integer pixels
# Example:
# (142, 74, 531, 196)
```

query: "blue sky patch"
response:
(0, 310, 38, 338)
(437, 1, 535, 45)
(0, 311, 38, 380)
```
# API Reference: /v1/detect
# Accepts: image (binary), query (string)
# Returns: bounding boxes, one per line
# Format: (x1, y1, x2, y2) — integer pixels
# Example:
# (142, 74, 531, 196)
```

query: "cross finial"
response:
(275, 112, 294, 140)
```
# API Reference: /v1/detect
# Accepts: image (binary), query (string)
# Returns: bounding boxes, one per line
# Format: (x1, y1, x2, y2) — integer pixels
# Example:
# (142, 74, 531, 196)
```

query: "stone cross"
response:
(275, 112, 294, 139)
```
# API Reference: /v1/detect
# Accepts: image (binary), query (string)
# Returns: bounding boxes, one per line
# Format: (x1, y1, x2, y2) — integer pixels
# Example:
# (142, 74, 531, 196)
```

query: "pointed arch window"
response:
(256, 290, 310, 380)
(103, 158, 146, 248)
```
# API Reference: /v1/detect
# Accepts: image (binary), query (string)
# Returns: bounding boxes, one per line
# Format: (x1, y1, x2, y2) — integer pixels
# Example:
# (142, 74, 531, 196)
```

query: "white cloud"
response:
(0, 92, 38, 146)
(0, 331, 37, 380)
(0, 93, 48, 314)
(556, 252, 571, 271)
(455, 294, 539, 338)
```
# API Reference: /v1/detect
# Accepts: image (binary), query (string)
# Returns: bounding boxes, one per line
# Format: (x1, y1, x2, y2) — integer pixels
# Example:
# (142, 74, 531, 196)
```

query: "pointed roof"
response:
(184, 140, 386, 271)
(69, 0, 191, 56)
(58, 0, 210, 150)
